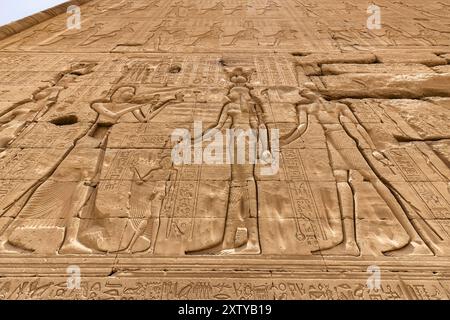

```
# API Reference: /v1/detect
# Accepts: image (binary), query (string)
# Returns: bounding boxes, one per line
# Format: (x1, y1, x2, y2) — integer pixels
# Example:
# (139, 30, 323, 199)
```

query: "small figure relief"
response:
(292, 0, 319, 17)
(163, 28, 191, 51)
(0, 62, 96, 148)
(199, 1, 226, 16)
(328, 24, 389, 51)
(326, 27, 358, 51)
(87, 0, 132, 16)
(342, 1, 359, 14)
(114, 20, 187, 52)
(189, 23, 224, 47)
(39, 22, 106, 47)
(126, 0, 161, 15)
(187, 67, 274, 255)
(165, 1, 192, 18)
(224, 4, 251, 16)
(224, 21, 262, 47)
(436, 1, 450, 16)
(79, 22, 137, 47)
(414, 23, 450, 46)
(257, 1, 282, 15)
(369, 24, 419, 47)
(327, 27, 371, 51)
(264, 27, 299, 46)
(399, 2, 450, 20)
(0, 23, 63, 50)
(80, 149, 178, 254)
(281, 84, 433, 256)
(124, 153, 178, 254)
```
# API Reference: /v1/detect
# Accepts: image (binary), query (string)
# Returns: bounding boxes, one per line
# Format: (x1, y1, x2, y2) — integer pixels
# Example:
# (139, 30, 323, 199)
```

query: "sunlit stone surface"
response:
(0, 0, 450, 300)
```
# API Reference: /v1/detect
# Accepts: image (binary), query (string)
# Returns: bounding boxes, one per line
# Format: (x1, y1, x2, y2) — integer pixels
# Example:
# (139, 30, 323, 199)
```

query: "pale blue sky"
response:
(0, 0, 67, 26)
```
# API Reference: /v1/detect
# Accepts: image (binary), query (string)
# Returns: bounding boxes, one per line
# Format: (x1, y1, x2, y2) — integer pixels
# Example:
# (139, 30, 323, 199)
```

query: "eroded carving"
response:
(0, 0, 449, 300)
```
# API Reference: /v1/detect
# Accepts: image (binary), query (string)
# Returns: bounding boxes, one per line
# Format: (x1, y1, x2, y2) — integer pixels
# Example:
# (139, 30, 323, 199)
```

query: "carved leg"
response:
(186, 182, 259, 255)
(225, 37, 238, 46)
(0, 220, 32, 254)
(216, 184, 243, 251)
(224, 180, 261, 255)
(318, 170, 360, 256)
(129, 217, 159, 254)
(229, 217, 260, 255)
(123, 220, 147, 254)
(149, 216, 160, 254)
(59, 218, 93, 254)
(366, 173, 432, 256)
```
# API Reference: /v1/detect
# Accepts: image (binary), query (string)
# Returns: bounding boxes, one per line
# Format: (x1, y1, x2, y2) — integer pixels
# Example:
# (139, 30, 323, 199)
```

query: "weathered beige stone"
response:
(432, 65, 450, 73)
(375, 52, 448, 66)
(317, 73, 450, 98)
(322, 63, 434, 75)
(296, 53, 377, 65)
(0, 0, 449, 301)
(442, 53, 450, 63)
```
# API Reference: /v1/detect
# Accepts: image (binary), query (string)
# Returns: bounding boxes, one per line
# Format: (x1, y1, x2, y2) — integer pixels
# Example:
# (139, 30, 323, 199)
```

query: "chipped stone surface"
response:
(0, 0, 449, 300)
(317, 73, 450, 98)
(375, 52, 448, 66)
(322, 63, 434, 75)
(432, 65, 450, 73)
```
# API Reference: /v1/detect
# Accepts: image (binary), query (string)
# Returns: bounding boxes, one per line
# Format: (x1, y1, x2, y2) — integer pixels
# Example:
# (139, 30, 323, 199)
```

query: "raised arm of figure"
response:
(193, 99, 231, 144)
(280, 105, 309, 146)
(92, 102, 145, 122)
(340, 105, 378, 150)
(340, 105, 392, 164)
(132, 109, 146, 122)
(146, 97, 178, 122)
